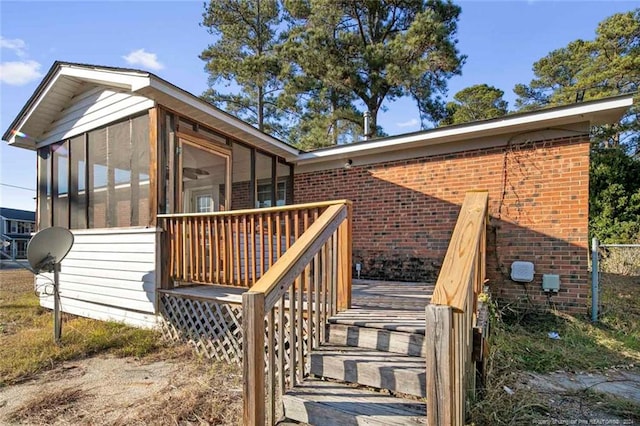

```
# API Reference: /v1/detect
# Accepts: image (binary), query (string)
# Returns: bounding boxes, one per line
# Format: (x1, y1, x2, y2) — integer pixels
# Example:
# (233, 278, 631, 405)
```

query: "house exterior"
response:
(0, 207, 35, 260)
(2, 61, 634, 327)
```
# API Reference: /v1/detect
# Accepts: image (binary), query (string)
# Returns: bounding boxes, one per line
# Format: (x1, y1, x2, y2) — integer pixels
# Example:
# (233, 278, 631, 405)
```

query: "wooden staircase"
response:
(239, 193, 488, 426)
(282, 308, 427, 425)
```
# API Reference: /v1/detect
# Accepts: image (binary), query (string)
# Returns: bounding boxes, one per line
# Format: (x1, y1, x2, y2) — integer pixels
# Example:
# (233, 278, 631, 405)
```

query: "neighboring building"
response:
(1, 61, 634, 326)
(0, 207, 36, 259)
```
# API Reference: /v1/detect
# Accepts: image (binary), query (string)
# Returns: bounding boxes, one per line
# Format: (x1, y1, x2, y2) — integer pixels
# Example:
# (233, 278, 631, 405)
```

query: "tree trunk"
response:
(368, 103, 378, 137)
(258, 85, 264, 131)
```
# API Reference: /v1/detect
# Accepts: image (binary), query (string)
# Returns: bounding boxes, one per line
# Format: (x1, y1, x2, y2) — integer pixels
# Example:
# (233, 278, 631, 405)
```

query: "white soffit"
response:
(4, 62, 300, 161)
(294, 95, 635, 166)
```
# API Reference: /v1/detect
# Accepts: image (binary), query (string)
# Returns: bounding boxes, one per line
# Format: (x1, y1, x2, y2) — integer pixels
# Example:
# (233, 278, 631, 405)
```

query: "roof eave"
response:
(294, 94, 635, 165)
(143, 77, 300, 160)
(3, 62, 300, 160)
(3, 62, 151, 149)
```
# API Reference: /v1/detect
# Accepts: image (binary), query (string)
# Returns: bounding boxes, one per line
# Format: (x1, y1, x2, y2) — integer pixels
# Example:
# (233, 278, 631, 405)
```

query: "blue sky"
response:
(1, 0, 638, 211)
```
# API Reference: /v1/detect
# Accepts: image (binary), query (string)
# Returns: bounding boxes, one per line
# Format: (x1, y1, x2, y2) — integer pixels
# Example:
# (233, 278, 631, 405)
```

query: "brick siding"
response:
(294, 135, 591, 313)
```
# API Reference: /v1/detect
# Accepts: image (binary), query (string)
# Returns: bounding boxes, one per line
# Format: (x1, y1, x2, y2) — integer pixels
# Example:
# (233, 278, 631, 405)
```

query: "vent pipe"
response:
(363, 111, 372, 140)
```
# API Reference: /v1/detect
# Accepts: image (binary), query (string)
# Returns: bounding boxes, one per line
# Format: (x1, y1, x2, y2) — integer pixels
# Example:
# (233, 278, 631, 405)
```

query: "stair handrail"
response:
(426, 191, 488, 426)
(243, 200, 352, 425)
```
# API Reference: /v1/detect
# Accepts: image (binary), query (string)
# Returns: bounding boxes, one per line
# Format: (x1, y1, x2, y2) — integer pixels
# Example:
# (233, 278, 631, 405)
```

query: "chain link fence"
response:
(591, 238, 640, 322)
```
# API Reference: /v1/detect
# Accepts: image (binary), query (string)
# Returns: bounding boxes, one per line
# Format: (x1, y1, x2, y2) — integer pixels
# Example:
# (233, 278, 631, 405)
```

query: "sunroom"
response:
(4, 62, 347, 331)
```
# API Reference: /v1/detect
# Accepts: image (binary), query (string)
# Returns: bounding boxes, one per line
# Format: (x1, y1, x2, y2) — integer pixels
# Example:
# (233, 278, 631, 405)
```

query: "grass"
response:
(2, 266, 637, 424)
(0, 268, 243, 425)
(469, 272, 640, 425)
(494, 273, 640, 374)
(8, 387, 86, 424)
(0, 269, 162, 386)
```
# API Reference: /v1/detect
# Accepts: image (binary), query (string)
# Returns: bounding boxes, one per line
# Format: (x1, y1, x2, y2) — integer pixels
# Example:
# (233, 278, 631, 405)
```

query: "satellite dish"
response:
(27, 226, 74, 344)
(27, 227, 74, 273)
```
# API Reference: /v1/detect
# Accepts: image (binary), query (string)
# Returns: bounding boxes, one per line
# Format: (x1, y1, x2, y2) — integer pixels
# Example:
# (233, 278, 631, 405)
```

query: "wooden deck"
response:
(161, 278, 433, 311)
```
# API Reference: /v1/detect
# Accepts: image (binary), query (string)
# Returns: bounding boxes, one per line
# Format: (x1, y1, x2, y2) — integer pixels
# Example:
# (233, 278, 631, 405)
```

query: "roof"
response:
(3, 61, 635, 167)
(295, 93, 635, 165)
(3, 61, 300, 161)
(0, 208, 35, 222)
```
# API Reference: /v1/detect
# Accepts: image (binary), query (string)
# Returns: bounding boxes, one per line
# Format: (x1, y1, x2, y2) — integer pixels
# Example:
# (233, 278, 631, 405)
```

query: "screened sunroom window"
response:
(38, 113, 150, 230)
(37, 147, 51, 230)
(255, 152, 273, 208)
(52, 140, 69, 227)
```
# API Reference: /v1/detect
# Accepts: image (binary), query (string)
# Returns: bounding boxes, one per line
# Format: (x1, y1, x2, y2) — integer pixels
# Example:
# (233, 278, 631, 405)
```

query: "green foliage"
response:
(200, 0, 291, 139)
(440, 84, 508, 125)
(0, 270, 161, 386)
(513, 9, 640, 243)
(590, 148, 640, 243)
(200, 0, 465, 148)
(514, 8, 639, 154)
(283, 0, 465, 141)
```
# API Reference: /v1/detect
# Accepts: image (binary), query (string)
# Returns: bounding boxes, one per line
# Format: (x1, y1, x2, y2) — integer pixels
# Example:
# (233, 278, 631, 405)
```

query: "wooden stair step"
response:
(329, 308, 426, 334)
(283, 378, 426, 426)
(327, 323, 426, 357)
(311, 345, 426, 397)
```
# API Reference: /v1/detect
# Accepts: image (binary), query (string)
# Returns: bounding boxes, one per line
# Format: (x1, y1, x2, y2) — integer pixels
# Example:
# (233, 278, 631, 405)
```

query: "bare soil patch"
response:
(0, 269, 242, 425)
(0, 354, 242, 425)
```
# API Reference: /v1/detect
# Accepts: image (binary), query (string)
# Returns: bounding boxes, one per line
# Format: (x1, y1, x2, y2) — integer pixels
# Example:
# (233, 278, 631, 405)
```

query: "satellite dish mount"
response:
(27, 227, 74, 344)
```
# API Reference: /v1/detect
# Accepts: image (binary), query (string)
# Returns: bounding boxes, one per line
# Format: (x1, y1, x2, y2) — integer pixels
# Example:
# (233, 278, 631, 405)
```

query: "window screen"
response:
(37, 147, 51, 230)
(88, 127, 108, 228)
(52, 140, 69, 227)
(131, 114, 150, 226)
(255, 152, 273, 208)
(70, 135, 87, 229)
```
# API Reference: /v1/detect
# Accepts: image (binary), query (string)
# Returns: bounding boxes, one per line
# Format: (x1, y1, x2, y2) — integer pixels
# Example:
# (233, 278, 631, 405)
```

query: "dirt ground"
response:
(0, 353, 242, 425)
(1, 270, 638, 425)
(521, 369, 640, 424)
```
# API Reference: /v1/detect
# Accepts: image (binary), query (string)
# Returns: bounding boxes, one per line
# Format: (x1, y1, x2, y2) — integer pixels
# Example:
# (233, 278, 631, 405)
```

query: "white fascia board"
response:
(6, 66, 151, 148)
(58, 66, 151, 91)
(5, 72, 67, 147)
(145, 78, 300, 158)
(295, 96, 635, 165)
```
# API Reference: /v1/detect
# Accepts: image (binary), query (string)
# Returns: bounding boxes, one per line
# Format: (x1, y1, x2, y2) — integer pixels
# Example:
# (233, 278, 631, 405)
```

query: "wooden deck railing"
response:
(425, 191, 488, 426)
(242, 200, 352, 425)
(158, 201, 346, 288)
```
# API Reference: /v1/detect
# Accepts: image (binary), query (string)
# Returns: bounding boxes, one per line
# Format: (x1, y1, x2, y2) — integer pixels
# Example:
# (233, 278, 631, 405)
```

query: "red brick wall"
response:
(232, 181, 252, 210)
(294, 135, 591, 312)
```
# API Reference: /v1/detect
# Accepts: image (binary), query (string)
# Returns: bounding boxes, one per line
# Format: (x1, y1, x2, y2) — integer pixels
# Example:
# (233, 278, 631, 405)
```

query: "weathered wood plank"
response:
(242, 291, 265, 426)
(282, 379, 425, 426)
(156, 199, 349, 219)
(425, 304, 453, 426)
(327, 323, 426, 357)
(310, 346, 426, 397)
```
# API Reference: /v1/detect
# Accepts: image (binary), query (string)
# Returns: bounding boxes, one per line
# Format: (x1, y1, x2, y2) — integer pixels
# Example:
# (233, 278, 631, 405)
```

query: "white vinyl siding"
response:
(37, 227, 159, 328)
(38, 86, 154, 147)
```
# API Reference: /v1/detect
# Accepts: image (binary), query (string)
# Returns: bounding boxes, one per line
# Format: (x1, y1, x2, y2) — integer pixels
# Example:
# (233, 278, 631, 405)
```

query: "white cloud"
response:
(122, 49, 164, 70)
(0, 60, 43, 86)
(396, 118, 419, 128)
(0, 36, 27, 57)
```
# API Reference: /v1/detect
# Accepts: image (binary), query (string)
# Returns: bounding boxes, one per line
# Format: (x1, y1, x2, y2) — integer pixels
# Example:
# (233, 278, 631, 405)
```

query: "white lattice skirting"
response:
(159, 294, 244, 363)
(159, 293, 312, 380)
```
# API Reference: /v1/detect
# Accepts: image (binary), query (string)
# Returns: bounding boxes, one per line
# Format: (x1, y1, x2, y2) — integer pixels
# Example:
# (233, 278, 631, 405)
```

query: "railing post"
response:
(337, 203, 352, 311)
(243, 291, 265, 426)
(426, 304, 454, 426)
(160, 219, 172, 290)
(591, 237, 599, 323)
